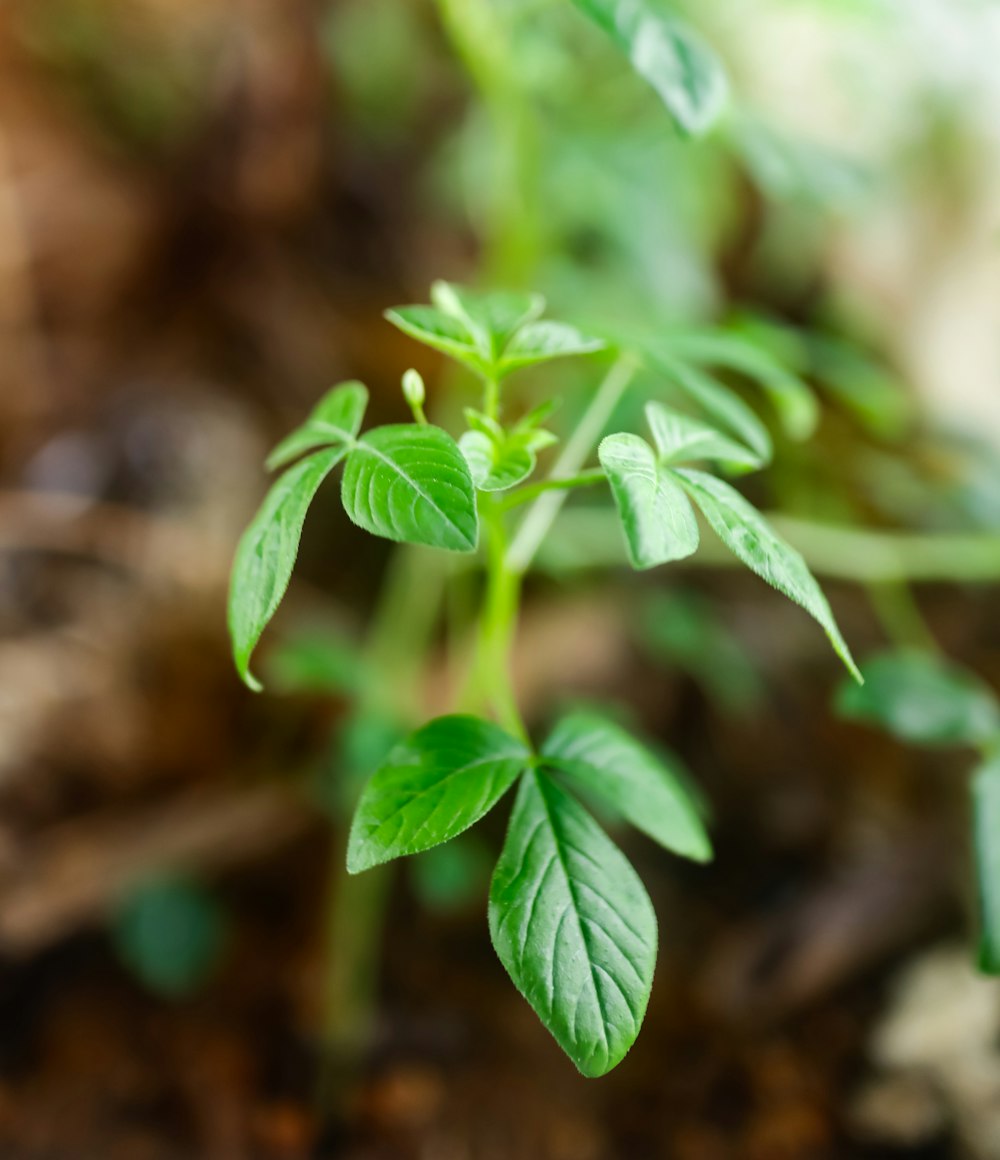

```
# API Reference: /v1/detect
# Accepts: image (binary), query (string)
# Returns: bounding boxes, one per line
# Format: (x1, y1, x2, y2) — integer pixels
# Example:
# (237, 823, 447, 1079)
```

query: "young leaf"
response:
(347, 715, 529, 873)
(459, 430, 536, 492)
(974, 757, 1000, 974)
(489, 770, 657, 1077)
(266, 382, 368, 470)
(431, 281, 545, 361)
(676, 468, 862, 682)
(645, 400, 763, 470)
(341, 424, 479, 552)
(384, 304, 488, 376)
(229, 447, 346, 691)
(569, 0, 727, 136)
(599, 433, 699, 569)
(541, 711, 711, 862)
(836, 651, 1000, 749)
(498, 321, 607, 375)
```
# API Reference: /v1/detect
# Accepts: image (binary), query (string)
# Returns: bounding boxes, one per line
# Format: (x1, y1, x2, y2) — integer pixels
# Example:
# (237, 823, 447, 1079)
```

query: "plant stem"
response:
(507, 354, 638, 573)
(500, 469, 606, 510)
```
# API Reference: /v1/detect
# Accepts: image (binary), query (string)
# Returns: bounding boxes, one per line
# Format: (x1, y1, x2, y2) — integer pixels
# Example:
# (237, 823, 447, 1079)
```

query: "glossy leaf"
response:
(266, 382, 368, 470)
(431, 281, 545, 361)
(347, 715, 529, 872)
(570, 0, 727, 136)
(341, 424, 479, 552)
(541, 711, 712, 862)
(459, 430, 536, 492)
(837, 651, 1000, 748)
(489, 770, 657, 1077)
(384, 304, 488, 375)
(599, 433, 699, 569)
(229, 447, 346, 691)
(676, 468, 862, 682)
(498, 321, 607, 374)
(974, 757, 1000, 974)
(645, 401, 763, 470)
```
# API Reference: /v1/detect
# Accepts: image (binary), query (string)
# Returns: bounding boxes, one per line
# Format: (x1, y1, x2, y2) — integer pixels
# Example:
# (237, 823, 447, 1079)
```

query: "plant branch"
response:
(500, 469, 606, 511)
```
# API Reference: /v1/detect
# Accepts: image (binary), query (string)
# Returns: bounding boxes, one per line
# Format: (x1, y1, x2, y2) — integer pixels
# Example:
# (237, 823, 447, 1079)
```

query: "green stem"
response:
(507, 354, 638, 573)
(500, 469, 606, 510)
(484, 375, 501, 421)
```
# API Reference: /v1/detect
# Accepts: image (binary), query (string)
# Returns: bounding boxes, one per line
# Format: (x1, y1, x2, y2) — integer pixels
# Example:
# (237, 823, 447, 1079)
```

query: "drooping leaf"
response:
(460, 429, 537, 492)
(229, 447, 346, 691)
(836, 651, 1000, 748)
(341, 424, 479, 551)
(541, 711, 711, 861)
(347, 715, 529, 873)
(974, 757, 1000, 974)
(489, 770, 657, 1077)
(266, 382, 368, 470)
(498, 321, 607, 375)
(676, 468, 862, 682)
(431, 281, 545, 362)
(599, 433, 699, 569)
(645, 400, 763, 470)
(569, 0, 727, 136)
(384, 304, 488, 375)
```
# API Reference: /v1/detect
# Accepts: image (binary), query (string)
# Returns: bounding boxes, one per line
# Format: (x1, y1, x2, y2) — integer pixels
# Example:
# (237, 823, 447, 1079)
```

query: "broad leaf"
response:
(459, 430, 536, 492)
(599, 433, 699, 569)
(541, 711, 711, 862)
(676, 468, 862, 682)
(645, 400, 763, 470)
(974, 757, 1000, 974)
(266, 382, 368, 470)
(431, 281, 545, 362)
(341, 424, 479, 551)
(384, 304, 488, 375)
(498, 321, 607, 375)
(836, 651, 1000, 748)
(569, 0, 727, 136)
(489, 770, 657, 1077)
(347, 715, 529, 873)
(229, 447, 346, 690)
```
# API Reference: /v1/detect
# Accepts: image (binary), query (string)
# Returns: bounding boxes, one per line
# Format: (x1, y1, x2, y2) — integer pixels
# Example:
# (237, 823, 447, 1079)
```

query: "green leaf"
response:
(599, 433, 699, 569)
(341, 424, 479, 551)
(974, 757, 1000, 974)
(384, 304, 488, 375)
(347, 715, 529, 873)
(431, 281, 545, 362)
(569, 0, 727, 136)
(498, 321, 607, 375)
(459, 430, 536, 492)
(541, 711, 711, 862)
(489, 770, 657, 1077)
(662, 330, 818, 440)
(265, 382, 368, 470)
(676, 468, 862, 682)
(836, 651, 1000, 748)
(650, 353, 773, 464)
(229, 447, 345, 691)
(645, 401, 763, 470)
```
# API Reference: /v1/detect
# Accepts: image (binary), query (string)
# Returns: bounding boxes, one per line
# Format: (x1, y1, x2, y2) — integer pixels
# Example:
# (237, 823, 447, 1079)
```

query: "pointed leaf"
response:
(599, 433, 699, 569)
(489, 770, 657, 1077)
(569, 1, 727, 136)
(498, 321, 607, 375)
(542, 711, 711, 862)
(266, 382, 369, 470)
(431, 281, 545, 362)
(676, 468, 861, 682)
(974, 757, 1000, 974)
(347, 715, 529, 873)
(459, 430, 535, 492)
(341, 424, 479, 552)
(229, 447, 346, 690)
(384, 304, 489, 376)
(645, 401, 763, 470)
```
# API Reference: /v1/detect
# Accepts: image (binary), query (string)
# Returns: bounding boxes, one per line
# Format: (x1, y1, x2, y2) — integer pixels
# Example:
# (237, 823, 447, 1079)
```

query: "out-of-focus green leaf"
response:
(431, 281, 545, 362)
(497, 321, 607, 374)
(974, 757, 1000, 974)
(411, 835, 493, 913)
(459, 430, 536, 492)
(265, 628, 367, 696)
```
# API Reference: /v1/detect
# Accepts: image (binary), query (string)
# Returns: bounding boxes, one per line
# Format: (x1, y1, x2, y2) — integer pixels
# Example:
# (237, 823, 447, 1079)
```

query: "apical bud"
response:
(402, 368, 426, 409)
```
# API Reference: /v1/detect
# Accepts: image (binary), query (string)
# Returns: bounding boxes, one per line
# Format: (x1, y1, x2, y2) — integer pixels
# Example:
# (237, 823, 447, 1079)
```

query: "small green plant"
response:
(229, 281, 859, 1075)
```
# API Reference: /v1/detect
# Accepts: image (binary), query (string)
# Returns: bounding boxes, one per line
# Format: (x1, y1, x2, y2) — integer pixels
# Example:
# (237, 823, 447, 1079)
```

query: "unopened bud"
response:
(402, 369, 426, 409)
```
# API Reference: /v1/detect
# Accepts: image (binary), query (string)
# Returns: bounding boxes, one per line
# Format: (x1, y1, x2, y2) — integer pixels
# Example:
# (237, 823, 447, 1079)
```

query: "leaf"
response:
(569, 0, 727, 136)
(974, 757, 1000, 974)
(498, 321, 607, 375)
(541, 711, 711, 862)
(645, 400, 763, 470)
(599, 433, 699, 569)
(347, 716, 529, 873)
(459, 430, 536, 492)
(265, 382, 368, 470)
(341, 424, 479, 551)
(836, 651, 1000, 748)
(649, 353, 773, 464)
(676, 468, 862, 682)
(431, 281, 545, 362)
(489, 770, 657, 1077)
(384, 304, 488, 375)
(229, 447, 346, 691)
